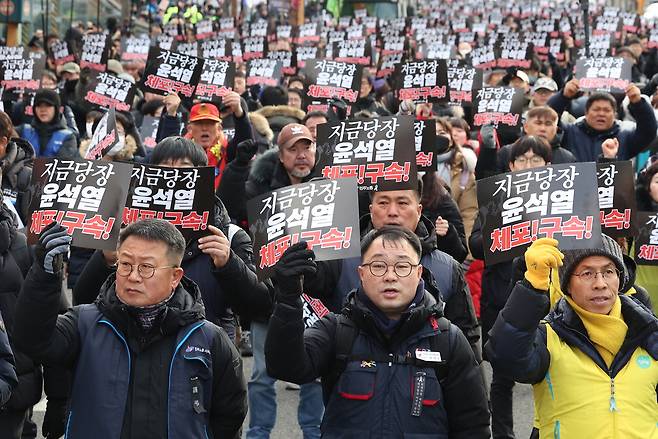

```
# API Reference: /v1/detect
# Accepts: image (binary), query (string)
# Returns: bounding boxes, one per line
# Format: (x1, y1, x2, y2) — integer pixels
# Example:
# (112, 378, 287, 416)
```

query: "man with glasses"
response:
(265, 226, 490, 437)
(485, 235, 658, 438)
(13, 219, 247, 438)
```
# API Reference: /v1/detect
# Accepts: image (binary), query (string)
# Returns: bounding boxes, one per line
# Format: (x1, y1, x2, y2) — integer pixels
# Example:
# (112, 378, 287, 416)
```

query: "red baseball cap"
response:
(189, 103, 221, 123)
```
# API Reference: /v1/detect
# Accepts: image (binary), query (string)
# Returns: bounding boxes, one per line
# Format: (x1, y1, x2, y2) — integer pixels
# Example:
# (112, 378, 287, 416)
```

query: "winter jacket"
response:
(265, 289, 490, 438)
(548, 91, 657, 162)
(0, 309, 16, 408)
(1, 138, 34, 225)
(253, 105, 305, 144)
(218, 148, 315, 226)
(13, 266, 247, 439)
(309, 214, 481, 357)
(421, 183, 468, 263)
(17, 114, 79, 159)
(73, 196, 273, 329)
(352, 93, 392, 117)
(485, 281, 658, 439)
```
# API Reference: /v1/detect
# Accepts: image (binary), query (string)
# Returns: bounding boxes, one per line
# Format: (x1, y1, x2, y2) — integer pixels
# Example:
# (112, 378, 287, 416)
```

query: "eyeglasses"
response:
(514, 156, 545, 166)
(361, 261, 419, 277)
(115, 261, 178, 279)
(571, 268, 620, 283)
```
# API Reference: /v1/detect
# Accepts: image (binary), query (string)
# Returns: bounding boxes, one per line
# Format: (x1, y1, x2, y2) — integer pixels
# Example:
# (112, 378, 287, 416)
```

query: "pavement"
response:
(31, 356, 535, 439)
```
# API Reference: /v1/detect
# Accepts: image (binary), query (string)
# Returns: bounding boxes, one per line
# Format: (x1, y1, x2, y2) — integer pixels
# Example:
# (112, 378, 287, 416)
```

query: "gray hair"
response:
(118, 219, 186, 265)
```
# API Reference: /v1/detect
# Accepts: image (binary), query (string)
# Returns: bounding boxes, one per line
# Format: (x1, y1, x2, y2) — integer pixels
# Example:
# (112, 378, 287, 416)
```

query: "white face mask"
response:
(86, 122, 94, 138)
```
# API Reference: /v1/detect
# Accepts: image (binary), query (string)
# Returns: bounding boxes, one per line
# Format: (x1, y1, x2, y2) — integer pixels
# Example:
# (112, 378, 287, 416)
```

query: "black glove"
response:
(273, 241, 317, 305)
(235, 139, 258, 165)
(478, 124, 498, 150)
(327, 97, 348, 122)
(43, 398, 67, 439)
(35, 222, 72, 274)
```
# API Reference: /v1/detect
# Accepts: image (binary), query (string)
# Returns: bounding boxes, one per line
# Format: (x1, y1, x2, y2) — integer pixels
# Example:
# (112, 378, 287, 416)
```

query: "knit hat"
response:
(34, 88, 61, 108)
(558, 235, 627, 294)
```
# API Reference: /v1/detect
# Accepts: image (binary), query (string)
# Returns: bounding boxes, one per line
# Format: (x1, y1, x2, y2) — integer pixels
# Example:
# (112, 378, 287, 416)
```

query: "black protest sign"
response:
(295, 23, 321, 45)
(496, 39, 533, 69)
(242, 37, 267, 61)
(247, 58, 282, 87)
(85, 108, 120, 160)
(477, 162, 603, 265)
(634, 212, 658, 266)
(195, 19, 215, 41)
(594, 15, 622, 35)
(597, 161, 636, 237)
(154, 34, 176, 51)
(548, 37, 567, 61)
(218, 17, 237, 38)
(447, 59, 483, 104)
(526, 32, 549, 58)
(469, 44, 497, 69)
(381, 36, 407, 56)
(141, 48, 204, 100)
(575, 58, 631, 94)
(535, 18, 557, 34)
(195, 59, 235, 104)
(304, 59, 363, 104)
(276, 25, 293, 41)
(414, 118, 439, 172)
(315, 116, 417, 192)
(84, 72, 135, 112)
(327, 30, 346, 45)
(620, 12, 640, 33)
(27, 158, 132, 251)
(50, 40, 74, 66)
(80, 32, 110, 72)
(577, 34, 613, 59)
(295, 46, 321, 69)
(0, 46, 23, 61)
(177, 42, 200, 58)
(472, 87, 525, 129)
(331, 39, 372, 65)
(346, 24, 365, 40)
(394, 60, 449, 103)
(123, 164, 215, 241)
(140, 116, 160, 150)
(649, 29, 658, 49)
(0, 52, 44, 99)
(416, 41, 455, 60)
(247, 178, 361, 281)
(363, 16, 378, 35)
(249, 20, 269, 38)
(267, 51, 295, 76)
(200, 39, 233, 61)
(377, 52, 404, 79)
(120, 36, 150, 62)
(301, 294, 330, 329)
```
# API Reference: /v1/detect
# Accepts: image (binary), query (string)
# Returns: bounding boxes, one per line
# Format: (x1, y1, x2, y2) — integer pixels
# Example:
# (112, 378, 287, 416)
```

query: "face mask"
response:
(435, 136, 451, 154)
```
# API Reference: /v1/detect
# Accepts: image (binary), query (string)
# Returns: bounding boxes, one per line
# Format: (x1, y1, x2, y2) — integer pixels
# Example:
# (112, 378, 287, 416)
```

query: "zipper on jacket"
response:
(609, 376, 617, 412)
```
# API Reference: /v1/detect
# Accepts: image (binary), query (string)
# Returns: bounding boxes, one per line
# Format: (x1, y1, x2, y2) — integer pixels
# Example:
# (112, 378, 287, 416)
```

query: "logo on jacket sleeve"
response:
(185, 345, 211, 355)
(636, 355, 651, 369)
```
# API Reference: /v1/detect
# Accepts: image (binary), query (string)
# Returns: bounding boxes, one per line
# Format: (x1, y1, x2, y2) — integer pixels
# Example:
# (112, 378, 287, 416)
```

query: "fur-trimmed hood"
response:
(254, 105, 306, 122)
(249, 112, 274, 142)
(78, 133, 139, 161)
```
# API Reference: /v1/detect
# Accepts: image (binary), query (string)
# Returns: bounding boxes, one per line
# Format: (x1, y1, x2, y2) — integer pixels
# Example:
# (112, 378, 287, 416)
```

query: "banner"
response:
(27, 158, 132, 250)
(634, 212, 658, 266)
(447, 60, 483, 105)
(120, 36, 151, 62)
(85, 108, 119, 160)
(123, 164, 215, 241)
(50, 40, 75, 66)
(414, 119, 439, 172)
(141, 48, 204, 100)
(80, 32, 110, 72)
(315, 115, 417, 192)
(394, 59, 449, 103)
(200, 39, 233, 61)
(0, 52, 44, 99)
(575, 57, 631, 94)
(140, 116, 160, 150)
(303, 59, 363, 105)
(472, 87, 525, 129)
(596, 161, 636, 237)
(247, 58, 282, 87)
(84, 72, 136, 112)
(247, 178, 361, 280)
(477, 162, 603, 264)
(194, 59, 235, 104)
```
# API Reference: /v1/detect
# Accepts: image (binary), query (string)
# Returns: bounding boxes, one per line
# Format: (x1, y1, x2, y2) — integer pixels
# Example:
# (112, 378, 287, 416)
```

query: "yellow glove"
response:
(524, 238, 564, 291)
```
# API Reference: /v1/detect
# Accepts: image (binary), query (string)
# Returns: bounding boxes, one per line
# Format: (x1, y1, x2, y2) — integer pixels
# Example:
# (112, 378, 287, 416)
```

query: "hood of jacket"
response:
(359, 213, 438, 258)
(1, 138, 34, 190)
(95, 274, 206, 342)
(0, 203, 17, 254)
(249, 112, 274, 142)
(254, 105, 305, 123)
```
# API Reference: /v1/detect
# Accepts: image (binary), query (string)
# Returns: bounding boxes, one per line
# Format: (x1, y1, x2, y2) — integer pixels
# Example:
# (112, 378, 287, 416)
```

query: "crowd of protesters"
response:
(0, 0, 656, 438)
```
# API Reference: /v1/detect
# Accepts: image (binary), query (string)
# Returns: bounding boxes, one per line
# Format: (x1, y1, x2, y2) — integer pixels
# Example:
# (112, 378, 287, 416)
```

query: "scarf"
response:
(565, 295, 628, 368)
(356, 279, 426, 335)
(119, 289, 175, 333)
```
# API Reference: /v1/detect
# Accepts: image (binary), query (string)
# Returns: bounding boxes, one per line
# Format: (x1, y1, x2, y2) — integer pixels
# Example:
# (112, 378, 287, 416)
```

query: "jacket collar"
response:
(575, 117, 620, 137)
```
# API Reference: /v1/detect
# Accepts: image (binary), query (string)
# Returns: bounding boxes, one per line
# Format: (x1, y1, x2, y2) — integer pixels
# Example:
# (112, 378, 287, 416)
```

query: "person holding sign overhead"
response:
(485, 236, 658, 439)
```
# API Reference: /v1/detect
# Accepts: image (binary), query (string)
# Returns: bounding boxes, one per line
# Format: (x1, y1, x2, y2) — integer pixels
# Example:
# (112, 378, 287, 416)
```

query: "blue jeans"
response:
(246, 321, 324, 439)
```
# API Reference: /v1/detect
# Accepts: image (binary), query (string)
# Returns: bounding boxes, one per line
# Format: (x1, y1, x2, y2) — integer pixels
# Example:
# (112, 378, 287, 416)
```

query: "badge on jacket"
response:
(415, 349, 442, 363)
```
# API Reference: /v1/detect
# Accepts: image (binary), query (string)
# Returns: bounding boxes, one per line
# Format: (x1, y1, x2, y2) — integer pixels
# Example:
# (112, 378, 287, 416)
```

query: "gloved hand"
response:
(478, 124, 498, 150)
(273, 241, 317, 305)
(235, 139, 258, 165)
(524, 238, 564, 291)
(35, 222, 72, 274)
(43, 398, 67, 439)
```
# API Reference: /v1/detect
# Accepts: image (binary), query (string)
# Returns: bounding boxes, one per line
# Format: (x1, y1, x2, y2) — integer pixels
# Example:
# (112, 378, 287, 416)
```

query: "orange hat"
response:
(189, 102, 221, 123)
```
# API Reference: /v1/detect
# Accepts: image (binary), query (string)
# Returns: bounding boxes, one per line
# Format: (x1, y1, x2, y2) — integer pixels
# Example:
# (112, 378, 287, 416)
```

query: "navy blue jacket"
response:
(265, 290, 490, 438)
(13, 266, 247, 439)
(548, 91, 657, 162)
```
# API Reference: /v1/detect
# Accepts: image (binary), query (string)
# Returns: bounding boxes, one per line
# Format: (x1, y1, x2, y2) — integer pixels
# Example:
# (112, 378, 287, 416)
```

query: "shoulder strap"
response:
(322, 314, 359, 400)
(429, 316, 451, 382)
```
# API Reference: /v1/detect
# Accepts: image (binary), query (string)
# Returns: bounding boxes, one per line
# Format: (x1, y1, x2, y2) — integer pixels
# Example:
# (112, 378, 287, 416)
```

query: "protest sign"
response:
(496, 39, 533, 68)
(331, 39, 372, 65)
(141, 47, 204, 100)
(295, 46, 321, 69)
(50, 41, 75, 66)
(140, 116, 160, 150)
(80, 32, 110, 72)
(247, 58, 283, 87)
(194, 59, 235, 104)
(242, 37, 267, 61)
(377, 52, 404, 79)
(295, 23, 321, 44)
(200, 39, 233, 61)
(247, 178, 360, 280)
(315, 115, 417, 192)
(84, 72, 136, 112)
(123, 164, 215, 241)
(120, 36, 150, 62)
(267, 50, 295, 75)
(472, 87, 525, 129)
(195, 19, 215, 40)
(303, 59, 363, 104)
(394, 59, 449, 103)
(381, 36, 407, 56)
(85, 108, 119, 160)
(634, 212, 658, 266)
(27, 158, 132, 250)
(575, 57, 631, 93)
(416, 41, 455, 60)
(469, 44, 497, 69)
(154, 34, 176, 51)
(477, 162, 603, 264)
(276, 25, 293, 41)
(301, 294, 330, 328)
(447, 59, 483, 104)
(177, 42, 200, 58)
(0, 52, 44, 99)
(596, 161, 636, 237)
(414, 118, 439, 172)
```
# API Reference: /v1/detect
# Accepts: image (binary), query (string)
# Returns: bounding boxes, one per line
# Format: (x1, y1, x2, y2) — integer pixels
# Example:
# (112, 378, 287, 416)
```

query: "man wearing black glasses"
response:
(265, 226, 490, 438)
(13, 219, 247, 439)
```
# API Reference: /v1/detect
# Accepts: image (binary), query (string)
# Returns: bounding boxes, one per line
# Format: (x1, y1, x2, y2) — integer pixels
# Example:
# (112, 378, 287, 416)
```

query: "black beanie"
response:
(34, 88, 61, 108)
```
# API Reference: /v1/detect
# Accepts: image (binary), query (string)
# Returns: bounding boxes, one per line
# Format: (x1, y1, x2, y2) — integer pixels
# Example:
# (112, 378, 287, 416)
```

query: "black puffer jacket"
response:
(1, 138, 34, 226)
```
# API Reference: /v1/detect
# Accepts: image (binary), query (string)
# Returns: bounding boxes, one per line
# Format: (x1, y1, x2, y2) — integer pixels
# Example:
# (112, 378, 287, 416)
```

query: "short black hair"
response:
(360, 226, 422, 261)
(118, 219, 186, 265)
(369, 178, 423, 202)
(302, 110, 328, 125)
(586, 92, 617, 113)
(150, 136, 208, 167)
(509, 135, 552, 164)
